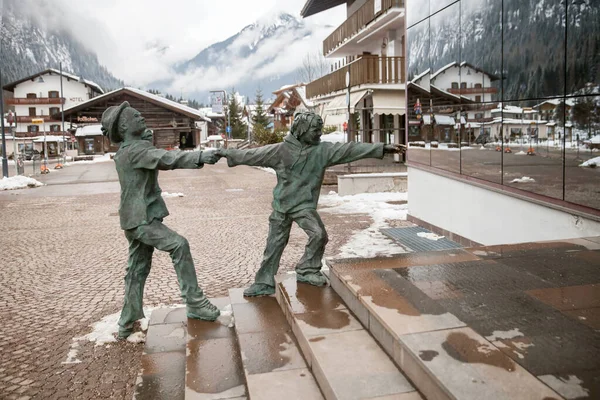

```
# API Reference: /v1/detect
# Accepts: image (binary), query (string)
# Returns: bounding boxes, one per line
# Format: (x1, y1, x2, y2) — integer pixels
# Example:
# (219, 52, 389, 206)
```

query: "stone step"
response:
(327, 252, 567, 400)
(229, 288, 324, 400)
(275, 274, 421, 400)
(133, 297, 248, 400)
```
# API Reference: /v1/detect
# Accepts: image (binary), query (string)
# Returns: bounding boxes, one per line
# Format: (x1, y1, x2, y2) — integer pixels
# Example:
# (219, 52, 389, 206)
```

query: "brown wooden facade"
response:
(59, 89, 208, 154)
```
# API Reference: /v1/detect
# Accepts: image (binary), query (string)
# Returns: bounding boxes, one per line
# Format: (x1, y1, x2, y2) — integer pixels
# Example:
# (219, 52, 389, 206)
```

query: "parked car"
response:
(23, 149, 40, 160)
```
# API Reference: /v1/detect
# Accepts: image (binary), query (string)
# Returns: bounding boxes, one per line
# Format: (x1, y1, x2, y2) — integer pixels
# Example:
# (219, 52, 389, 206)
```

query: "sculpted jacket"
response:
(114, 140, 204, 230)
(226, 134, 384, 214)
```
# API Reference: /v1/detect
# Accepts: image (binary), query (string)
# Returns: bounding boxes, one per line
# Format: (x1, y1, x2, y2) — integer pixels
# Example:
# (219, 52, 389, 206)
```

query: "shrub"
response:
(253, 125, 287, 145)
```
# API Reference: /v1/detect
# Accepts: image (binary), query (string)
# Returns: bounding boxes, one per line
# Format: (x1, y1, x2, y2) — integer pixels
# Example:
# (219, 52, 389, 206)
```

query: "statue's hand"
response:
(200, 150, 220, 164)
(215, 148, 227, 158)
(383, 144, 407, 154)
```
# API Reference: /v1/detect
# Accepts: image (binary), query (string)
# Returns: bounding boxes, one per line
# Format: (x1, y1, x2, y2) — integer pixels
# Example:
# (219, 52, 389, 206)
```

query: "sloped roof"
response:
(61, 87, 211, 122)
(301, 0, 346, 17)
(2, 68, 104, 94)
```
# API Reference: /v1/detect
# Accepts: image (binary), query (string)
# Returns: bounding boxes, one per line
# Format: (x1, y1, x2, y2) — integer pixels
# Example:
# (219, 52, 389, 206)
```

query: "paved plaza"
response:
(0, 160, 372, 400)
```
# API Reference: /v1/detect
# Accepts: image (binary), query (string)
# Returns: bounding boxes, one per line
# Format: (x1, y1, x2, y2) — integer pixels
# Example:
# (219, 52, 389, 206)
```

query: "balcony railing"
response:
(323, 0, 404, 56)
(447, 87, 498, 95)
(16, 116, 60, 123)
(307, 55, 405, 98)
(6, 98, 65, 105)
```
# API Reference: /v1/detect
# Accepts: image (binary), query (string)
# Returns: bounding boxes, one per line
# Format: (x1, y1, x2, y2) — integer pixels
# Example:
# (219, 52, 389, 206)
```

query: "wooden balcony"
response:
(307, 55, 405, 99)
(6, 97, 65, 105)
(323, 0, 404, 56)
(447, 87, 498, 95)
(16, 116, 60, 123)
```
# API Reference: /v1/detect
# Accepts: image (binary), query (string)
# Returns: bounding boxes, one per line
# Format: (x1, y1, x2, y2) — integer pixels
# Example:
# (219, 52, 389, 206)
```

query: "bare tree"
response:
(297, 51, 332, 84)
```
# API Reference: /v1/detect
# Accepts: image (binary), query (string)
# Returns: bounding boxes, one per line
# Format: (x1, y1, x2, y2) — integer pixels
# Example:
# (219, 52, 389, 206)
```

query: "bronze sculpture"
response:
(217, 112, 405, 296)
(101, 101, 221, 338)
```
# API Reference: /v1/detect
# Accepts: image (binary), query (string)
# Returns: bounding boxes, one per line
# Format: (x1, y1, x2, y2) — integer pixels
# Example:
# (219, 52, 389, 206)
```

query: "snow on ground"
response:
(320, 132, 345, 143)
(0, 175, 44, 190)
(319, 191, 408, 258)
(256, 167, 276, 174)
(510, 177, 536, 183)
(515, 151, 527, 155)
(579, 156, 600, 167)
(417, 232, 444, 241)
(71, 154, 115, 164)
(162, 192, 185, 198)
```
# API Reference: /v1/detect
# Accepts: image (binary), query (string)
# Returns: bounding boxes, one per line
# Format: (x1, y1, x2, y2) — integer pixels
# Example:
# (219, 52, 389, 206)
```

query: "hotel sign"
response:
(77, 116, 99, 122)
(31, 118, 44, 125)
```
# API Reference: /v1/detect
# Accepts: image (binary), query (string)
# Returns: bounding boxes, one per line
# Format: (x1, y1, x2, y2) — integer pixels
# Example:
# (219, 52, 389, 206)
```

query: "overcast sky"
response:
(53, 0, 345, 88)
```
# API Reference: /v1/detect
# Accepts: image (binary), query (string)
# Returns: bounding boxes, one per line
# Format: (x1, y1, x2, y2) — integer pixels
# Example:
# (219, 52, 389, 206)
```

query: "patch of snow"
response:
(515, 151, 527, 155)
(417, 232, 444, 241)
(226, 188, 244, 192)
(579, 156, 600, 167)
(539, 375, 590, 399)
(0, 176, 44, 191)
(61, 342, 82, 364)
(485, 328, 524, 342)
(217, 304, 235, 328)
(510, 177, 536, 183)
(162, 192, 185, 198)
(256, 167, 276, 174)
(126, 332, 146, 344)
(320, 132, 345, 143)
(318, 192, 408, 258)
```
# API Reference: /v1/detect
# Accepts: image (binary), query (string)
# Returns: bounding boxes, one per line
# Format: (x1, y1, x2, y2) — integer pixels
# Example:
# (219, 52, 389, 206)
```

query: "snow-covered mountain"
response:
(152, 12, 335, 103)
(0, 0, 124, 92)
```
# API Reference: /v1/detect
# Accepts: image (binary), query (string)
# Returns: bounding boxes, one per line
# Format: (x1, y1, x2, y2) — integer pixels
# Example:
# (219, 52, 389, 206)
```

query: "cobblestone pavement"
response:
(0, 160, 372, 400)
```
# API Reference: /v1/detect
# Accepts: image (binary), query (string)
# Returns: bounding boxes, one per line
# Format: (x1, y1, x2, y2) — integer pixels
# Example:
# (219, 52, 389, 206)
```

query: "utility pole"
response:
(0, 66, 8, 178)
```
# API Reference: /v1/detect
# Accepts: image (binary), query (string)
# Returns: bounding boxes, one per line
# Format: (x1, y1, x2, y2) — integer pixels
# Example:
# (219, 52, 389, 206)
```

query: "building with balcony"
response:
(268, 84, 315, 130)
(2, 69, 104, 144)
(301, 0, 406, 149)
(406, 0, 600, 247)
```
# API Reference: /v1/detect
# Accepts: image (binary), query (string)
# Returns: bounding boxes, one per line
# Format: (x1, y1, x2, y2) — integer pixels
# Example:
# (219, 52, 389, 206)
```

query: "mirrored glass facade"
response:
(406, 0, 600, 212)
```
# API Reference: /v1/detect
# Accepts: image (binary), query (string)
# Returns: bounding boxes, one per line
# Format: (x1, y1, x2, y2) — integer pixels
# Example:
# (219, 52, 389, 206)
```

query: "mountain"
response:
(0, 0, 124, 92)
(407, 0, 600, 102)
(152, 12, 333, 103)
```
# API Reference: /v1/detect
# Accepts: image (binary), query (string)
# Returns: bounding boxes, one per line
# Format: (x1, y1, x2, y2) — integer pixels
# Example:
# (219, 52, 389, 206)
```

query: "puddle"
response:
(419, 350, 439, 362)
(296, 310, 350, 330)
(442, 332, 515, 372)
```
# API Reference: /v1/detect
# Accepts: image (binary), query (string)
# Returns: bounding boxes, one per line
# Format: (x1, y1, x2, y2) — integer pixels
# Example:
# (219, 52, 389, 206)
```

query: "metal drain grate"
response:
(381, 226, 462, 252)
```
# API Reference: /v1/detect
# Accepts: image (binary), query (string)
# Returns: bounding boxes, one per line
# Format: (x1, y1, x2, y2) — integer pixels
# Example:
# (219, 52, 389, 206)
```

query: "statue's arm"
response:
(221, 145, 278, 168)
(324, 142, 384, 167)
(129, 143, 203, 170)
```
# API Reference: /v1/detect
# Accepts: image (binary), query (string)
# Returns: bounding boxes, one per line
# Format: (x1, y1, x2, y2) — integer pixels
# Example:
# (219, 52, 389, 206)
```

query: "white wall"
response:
(430, 64, 494, 102)
(13, 73, 96, 133)
(408, 167, 600, 245)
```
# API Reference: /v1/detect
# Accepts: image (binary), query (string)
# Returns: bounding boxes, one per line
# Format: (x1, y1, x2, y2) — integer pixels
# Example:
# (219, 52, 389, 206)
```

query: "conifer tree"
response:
(227, 90, 248, 139)
(252, 88, 270, 129)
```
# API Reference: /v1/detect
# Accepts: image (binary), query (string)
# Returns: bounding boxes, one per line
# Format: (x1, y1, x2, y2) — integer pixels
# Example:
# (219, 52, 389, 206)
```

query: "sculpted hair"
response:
(291, 112, 323, 138)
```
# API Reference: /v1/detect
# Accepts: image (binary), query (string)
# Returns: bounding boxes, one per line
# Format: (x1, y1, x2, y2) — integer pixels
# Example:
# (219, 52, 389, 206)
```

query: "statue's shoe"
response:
(297, 271, 328, 287)
(243, 283, 275, 297)
(117, 327, 133, 339)
(187, 299, 220, 321)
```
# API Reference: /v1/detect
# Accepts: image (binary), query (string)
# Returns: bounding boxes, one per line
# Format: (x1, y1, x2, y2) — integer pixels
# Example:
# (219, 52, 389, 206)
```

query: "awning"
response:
(421, 114, 456, 126)
(325, 90, 369, 113)
(371, 91, 406, 115)
(75, 124, 103, 137)
(324, 113, 346, 127)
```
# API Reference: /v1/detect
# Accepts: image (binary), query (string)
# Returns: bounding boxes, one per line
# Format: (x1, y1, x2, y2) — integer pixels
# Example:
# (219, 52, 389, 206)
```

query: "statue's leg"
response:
(118, 232, 154, 338)
(293, 209, 329, 286)
(133, 220, 220, 321)
(244, 211, 293, 296)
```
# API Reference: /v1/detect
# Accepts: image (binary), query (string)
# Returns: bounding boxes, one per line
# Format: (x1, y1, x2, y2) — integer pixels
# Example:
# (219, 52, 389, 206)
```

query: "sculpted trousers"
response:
(255, 209, 329, 287)
(118, 219, 205, 332)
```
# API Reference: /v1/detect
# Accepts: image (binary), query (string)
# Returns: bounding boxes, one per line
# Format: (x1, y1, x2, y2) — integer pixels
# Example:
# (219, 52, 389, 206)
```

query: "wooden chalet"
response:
(58, 87, 211, 154)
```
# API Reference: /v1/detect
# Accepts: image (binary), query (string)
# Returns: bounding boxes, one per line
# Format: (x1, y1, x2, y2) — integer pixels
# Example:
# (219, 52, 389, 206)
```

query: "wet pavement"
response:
(329, 238, 600, 399)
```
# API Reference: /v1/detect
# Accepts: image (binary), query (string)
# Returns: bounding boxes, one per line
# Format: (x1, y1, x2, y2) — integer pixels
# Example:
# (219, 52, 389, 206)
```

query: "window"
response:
(48, 91, 59, 98)
(474, 83, 482, 89)
(26, 93, 37, 99)
(460, 82, 467, 89)
(27, 125, 39, 133)
(50, 125, 61, 132)
(451, 82, 459, 89)
(29, 107, 36, 117)
(475, 95, 482, 102)
(474, 113, 484, 120)
(49, 107, 60, 116)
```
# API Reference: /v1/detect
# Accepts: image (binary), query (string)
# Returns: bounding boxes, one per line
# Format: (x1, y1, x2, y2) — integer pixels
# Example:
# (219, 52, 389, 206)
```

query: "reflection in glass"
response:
(502, 0, 565, 101)
(407, 19, 430, 83)
(407, 87, 432, 165)
(502, 100, 564, 200)
(566, 0, 600, 94)
(407, 0, 430, 28)
(430, 104, 462, 174)
(460, 0, 502, 103)
(429, 3, 460, 73)
(565, 95, 600, 209)
(460, 103, 502, 183)
(430, 0, 458, 15)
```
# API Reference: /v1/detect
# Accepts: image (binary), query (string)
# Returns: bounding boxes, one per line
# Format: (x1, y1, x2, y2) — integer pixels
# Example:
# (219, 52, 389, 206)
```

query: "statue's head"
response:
(101, 101, 151, 143)
(290, 112, 323, 146)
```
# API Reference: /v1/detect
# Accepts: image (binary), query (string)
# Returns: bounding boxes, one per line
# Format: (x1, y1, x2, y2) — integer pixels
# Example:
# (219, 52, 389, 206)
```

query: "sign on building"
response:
(211, 93, 224, 114)
(374, 0, 382, 14)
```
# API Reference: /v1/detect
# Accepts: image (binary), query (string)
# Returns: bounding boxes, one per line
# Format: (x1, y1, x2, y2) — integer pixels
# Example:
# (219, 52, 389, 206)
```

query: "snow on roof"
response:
(2, 68, 104, 94)
(411, 68, 431, 83)
(295, 86, 314, 108)
(46, 68, 104, 94)
(75, 124, 103, 137)
(206, 135, 224, 141)
(430, 62, 457, 80)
